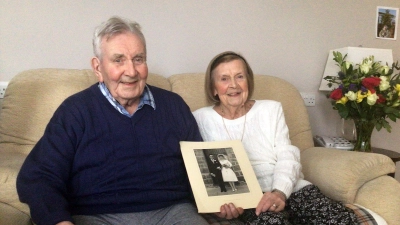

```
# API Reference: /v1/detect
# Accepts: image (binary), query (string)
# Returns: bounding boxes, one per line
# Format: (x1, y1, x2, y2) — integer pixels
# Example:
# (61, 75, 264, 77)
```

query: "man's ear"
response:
(91, 57, 103, 82)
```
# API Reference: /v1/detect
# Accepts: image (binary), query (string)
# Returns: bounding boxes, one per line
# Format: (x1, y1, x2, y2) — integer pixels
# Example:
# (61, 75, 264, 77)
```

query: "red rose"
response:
(329, 88, 343, 100)
(362, 77, 381, 89)
(377, 94, 386, 104)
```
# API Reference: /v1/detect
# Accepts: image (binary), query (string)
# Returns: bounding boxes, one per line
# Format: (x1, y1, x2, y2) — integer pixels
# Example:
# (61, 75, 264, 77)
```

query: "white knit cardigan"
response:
(193, 100, 311, 198)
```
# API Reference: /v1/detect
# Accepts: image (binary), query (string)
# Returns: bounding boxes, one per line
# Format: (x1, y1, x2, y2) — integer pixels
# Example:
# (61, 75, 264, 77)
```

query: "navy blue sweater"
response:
(16, 84, 202, 225)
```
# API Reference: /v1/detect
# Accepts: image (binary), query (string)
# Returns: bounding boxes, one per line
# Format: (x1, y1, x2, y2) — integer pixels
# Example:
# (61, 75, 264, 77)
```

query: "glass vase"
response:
(337, 118, 356, 142)
(353, 118, 375, 152)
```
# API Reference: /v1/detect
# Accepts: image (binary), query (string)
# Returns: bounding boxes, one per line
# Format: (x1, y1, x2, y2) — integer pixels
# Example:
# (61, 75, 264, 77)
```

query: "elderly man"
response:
(17, 16, 208, 225)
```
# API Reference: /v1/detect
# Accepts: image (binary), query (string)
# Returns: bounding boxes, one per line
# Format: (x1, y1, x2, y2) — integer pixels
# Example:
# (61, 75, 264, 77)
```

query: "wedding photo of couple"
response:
(196, 148, 250, 197)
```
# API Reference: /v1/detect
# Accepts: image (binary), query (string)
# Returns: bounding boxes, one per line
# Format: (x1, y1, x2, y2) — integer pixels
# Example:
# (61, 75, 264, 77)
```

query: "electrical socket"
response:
(0, 82, 9, 99)
(300, 92, 315, 107)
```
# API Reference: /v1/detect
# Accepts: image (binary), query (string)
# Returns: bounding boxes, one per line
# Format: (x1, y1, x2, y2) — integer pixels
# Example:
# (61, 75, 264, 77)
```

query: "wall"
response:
(1, 0, 400, 152)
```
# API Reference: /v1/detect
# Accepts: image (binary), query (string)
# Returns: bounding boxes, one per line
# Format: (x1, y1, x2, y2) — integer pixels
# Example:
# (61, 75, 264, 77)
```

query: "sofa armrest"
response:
(300, 147, 395, 203)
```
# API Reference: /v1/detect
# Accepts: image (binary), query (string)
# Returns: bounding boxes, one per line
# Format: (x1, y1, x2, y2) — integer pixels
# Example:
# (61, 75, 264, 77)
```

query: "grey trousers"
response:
(72, 203, 208, 225)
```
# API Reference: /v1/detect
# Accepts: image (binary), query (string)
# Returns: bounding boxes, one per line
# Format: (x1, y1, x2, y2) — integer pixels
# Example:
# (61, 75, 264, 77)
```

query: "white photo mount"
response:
(180, 140, 263, 213)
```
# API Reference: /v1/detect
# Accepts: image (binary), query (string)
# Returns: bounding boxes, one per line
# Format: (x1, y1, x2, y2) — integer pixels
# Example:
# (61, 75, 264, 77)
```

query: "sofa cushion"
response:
(0, 202, 31, 225)
(168, 73, 314, 152)
(0, 69, 170, 156)
(301, 147, 395, 203)
(0, 151, 31, 219)
(168, 73, 211, 111)
(0, 69, 98, 155)
(354, 175, 400, 225)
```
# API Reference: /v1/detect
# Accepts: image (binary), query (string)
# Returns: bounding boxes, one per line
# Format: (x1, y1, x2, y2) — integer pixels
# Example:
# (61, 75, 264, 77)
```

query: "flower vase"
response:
(353, 119, 375, 152)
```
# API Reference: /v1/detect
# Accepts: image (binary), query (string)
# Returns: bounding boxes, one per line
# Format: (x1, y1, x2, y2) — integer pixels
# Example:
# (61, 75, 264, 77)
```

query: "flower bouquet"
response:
(324, 51, 400, 151)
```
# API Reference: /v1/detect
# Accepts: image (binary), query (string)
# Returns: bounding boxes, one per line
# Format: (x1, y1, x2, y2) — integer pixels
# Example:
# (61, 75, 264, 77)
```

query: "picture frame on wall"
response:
(180, 140, 263, 213)
(376, 6, 399, 40)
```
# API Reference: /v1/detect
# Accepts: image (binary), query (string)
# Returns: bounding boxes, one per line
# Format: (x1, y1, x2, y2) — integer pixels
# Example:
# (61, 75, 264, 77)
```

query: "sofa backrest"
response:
(169, 73, 314, 151)
(0, 69, 313, 155)
(0, 69, 170, 155)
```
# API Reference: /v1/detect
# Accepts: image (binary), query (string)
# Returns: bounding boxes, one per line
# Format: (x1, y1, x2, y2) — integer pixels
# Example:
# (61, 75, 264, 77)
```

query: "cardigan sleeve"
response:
(271, 104, 302, 198)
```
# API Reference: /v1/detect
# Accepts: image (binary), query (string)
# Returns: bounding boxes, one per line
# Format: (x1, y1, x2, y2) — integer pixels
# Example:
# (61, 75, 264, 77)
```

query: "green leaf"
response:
(382, 120, 392, 133)
(335, 103, 349, 118)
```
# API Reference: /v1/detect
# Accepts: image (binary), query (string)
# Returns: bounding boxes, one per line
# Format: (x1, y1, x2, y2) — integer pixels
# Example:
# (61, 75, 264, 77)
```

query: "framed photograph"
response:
(180, 140, 263, 213)
(376, 6, 399, 40)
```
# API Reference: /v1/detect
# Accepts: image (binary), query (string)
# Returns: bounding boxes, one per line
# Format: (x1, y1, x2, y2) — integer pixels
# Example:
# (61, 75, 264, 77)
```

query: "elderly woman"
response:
(193, 51, 357, 225)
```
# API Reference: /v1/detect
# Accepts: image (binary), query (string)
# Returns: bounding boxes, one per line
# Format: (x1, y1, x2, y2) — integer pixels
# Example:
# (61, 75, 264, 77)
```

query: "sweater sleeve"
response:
(17, 102, 80, 225)
(271, 104, 302, 198)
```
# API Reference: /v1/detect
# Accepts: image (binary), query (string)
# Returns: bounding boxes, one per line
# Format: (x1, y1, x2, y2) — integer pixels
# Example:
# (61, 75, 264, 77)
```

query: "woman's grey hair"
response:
(205, 51, 254, 104)
(93, 16, 146, 59)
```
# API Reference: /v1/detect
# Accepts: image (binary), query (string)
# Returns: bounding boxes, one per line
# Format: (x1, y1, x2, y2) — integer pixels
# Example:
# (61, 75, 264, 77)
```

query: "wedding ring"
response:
(272, 203, 277, 208)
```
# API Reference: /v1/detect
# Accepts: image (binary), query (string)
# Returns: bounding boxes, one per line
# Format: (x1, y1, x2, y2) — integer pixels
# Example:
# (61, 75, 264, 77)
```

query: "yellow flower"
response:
(345, 91, 357, 101)
(396, 84, 400, 96)
(336, 96, 348, 104)
(356, 90, 368, 103)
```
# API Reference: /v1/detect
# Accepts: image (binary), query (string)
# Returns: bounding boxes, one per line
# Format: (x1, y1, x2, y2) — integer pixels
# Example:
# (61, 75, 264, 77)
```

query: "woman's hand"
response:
(215, 203, 244, 219)
(255, 191, 286, 216)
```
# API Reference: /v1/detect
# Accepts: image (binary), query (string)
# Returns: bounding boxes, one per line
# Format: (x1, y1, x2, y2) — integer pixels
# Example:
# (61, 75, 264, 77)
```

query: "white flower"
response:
(360, 64, 370, 74)
(345, 91, 357, 101)
(359, 56, 375, 74)
(380, 65, 390, 75)
(379, 76, 390, 91)
(367, 92, 379, 105)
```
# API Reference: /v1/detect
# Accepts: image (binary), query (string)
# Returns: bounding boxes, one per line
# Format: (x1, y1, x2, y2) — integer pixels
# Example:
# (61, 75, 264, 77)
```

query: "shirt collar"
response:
(98, 82, 156, 117)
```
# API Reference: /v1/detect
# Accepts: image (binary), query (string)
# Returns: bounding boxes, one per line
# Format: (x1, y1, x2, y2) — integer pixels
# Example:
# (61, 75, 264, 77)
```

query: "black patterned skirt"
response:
(238, 185, 358, 225)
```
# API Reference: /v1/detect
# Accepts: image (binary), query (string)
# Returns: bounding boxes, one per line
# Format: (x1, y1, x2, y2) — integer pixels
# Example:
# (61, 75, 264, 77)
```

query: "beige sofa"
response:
(0, 68, 399, 225)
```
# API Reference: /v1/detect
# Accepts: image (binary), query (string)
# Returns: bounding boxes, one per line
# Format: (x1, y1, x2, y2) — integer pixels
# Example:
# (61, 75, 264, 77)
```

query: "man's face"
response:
(92, 32, 148, 106)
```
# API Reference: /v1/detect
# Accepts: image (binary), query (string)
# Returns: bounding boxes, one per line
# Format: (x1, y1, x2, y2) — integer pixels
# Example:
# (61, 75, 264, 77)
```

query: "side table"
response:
(372, 147, 400, 181)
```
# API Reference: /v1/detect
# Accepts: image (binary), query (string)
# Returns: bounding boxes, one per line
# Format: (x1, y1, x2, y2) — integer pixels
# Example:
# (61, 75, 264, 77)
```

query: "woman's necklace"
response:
(221, 105, 247, 141)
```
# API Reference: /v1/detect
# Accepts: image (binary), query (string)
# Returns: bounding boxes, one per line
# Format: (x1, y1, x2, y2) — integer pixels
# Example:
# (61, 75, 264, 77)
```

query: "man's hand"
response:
(255, 191, 286, 216)
(56, 221, 74, 225)
(215, 203, 244, 219)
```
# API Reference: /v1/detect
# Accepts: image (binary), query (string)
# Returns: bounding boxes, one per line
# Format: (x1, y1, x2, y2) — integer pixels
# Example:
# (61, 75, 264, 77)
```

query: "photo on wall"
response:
(376, 6, 399, 40)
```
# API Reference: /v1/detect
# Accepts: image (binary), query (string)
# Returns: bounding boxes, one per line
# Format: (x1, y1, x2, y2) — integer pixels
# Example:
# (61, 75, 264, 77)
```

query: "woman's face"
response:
(212, 59, 248, 108)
